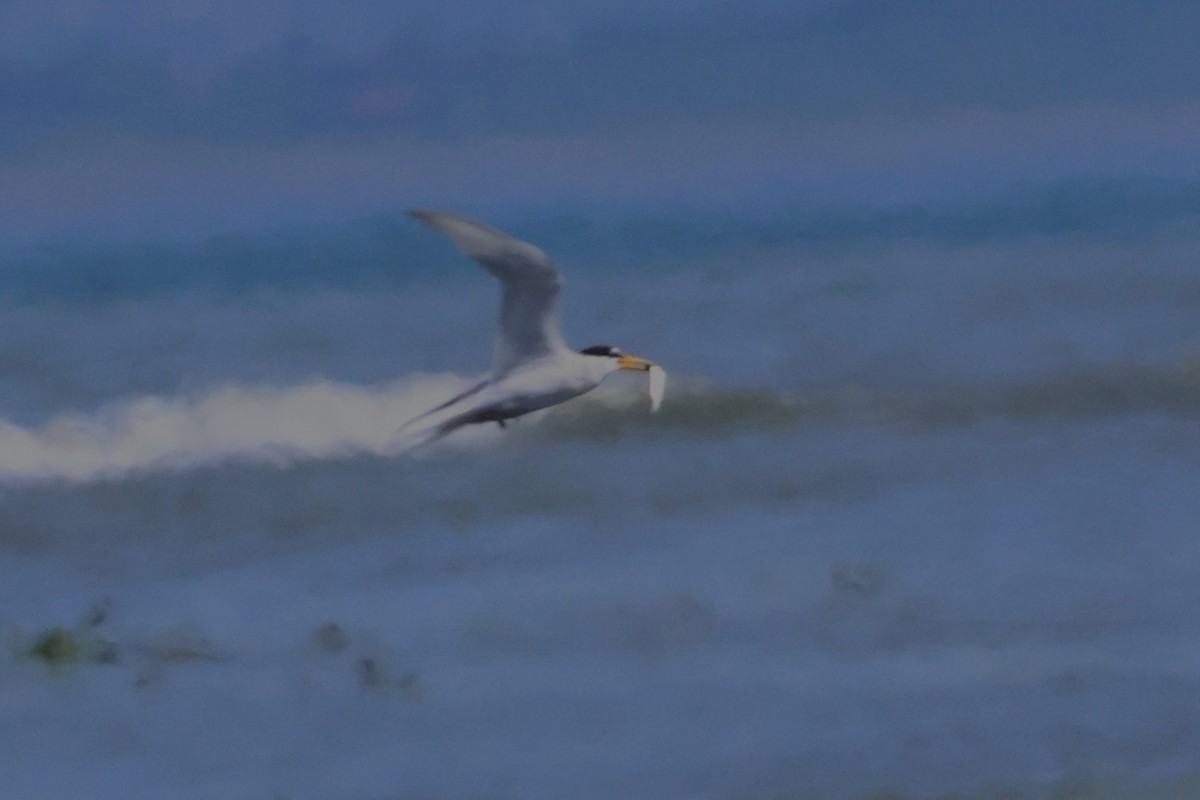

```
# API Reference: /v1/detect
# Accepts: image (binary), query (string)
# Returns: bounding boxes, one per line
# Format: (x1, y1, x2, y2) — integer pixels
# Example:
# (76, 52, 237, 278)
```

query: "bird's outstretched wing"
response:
(408, 209, 568, 376)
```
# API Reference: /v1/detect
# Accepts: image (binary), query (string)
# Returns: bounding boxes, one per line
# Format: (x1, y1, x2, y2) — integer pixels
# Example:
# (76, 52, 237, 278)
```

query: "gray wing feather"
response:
(408, 210, 567, 375)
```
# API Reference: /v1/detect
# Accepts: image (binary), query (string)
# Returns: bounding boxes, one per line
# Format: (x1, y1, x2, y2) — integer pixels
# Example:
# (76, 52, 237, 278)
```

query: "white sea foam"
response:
(0, 374, 505, 483)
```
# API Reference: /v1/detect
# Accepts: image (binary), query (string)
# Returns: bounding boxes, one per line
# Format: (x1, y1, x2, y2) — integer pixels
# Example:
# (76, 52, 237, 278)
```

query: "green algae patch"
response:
(29, 627, 81, 664)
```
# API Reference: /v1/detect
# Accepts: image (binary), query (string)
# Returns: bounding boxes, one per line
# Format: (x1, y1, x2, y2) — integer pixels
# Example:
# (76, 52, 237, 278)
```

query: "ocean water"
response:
(2, 200, 1200, 799)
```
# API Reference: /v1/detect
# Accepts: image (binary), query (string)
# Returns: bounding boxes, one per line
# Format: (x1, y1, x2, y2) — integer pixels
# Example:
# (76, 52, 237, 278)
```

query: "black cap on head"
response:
(580, 345, 623, 357)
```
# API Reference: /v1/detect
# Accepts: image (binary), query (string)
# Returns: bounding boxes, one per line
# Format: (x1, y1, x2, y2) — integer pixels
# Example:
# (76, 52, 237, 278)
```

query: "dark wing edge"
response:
(393, 378, 490, 436)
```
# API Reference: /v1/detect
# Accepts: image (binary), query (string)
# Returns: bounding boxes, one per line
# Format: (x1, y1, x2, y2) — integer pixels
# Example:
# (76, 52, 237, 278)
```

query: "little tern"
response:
(396, 209, 664, 446)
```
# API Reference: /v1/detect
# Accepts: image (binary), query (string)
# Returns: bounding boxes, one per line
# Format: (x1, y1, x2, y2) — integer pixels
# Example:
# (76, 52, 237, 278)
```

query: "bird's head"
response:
(581, 344, 666, 411)
(580, 344, 656, 372)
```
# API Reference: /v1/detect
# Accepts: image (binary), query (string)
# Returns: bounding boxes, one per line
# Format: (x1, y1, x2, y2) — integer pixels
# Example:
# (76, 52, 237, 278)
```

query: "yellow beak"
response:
(617, 354, 656, 371)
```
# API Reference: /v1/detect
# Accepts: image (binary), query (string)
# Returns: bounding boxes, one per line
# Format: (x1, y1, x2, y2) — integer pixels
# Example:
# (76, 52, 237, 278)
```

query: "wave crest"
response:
(530, 377, 804, 441)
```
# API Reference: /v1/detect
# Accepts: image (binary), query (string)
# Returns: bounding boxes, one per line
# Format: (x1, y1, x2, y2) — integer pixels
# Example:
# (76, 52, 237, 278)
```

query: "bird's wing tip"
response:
(407, 208, 479, 234)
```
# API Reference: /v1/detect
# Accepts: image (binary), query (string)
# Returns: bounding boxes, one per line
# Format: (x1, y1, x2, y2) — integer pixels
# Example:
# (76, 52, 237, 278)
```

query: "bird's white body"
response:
(483, 353, 619, 417)
(404, 353, 619, 436)
(395, 209, 662, 447)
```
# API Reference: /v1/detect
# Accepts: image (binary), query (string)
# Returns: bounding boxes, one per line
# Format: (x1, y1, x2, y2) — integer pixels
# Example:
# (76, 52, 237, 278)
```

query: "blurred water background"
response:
(2, 2, 1200, 798)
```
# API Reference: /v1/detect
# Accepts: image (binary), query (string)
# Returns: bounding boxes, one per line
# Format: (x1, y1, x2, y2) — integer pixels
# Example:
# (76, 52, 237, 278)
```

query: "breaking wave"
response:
(3, 356, 1200, 485)
(0, 374, 499, 484)
(0, 366, 809, 484)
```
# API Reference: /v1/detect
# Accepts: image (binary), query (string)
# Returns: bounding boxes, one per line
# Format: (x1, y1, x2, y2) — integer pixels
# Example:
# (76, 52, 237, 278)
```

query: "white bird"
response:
(396, 209, 664, 447)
